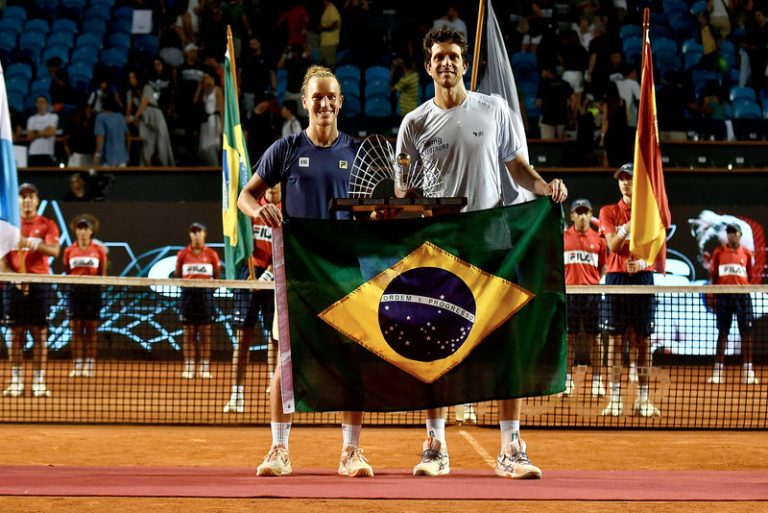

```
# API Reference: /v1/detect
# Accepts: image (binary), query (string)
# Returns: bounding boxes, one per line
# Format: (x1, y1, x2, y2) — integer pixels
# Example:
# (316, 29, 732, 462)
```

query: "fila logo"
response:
(339, 160, 348, 169)
(564, 250, 598, 267)
(473, 131, 484, 137)
(299, 157, 309, 167)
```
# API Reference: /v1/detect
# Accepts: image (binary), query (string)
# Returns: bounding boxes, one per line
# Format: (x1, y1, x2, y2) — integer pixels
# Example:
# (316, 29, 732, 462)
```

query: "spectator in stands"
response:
(696, 7, 721, 70)
(245, 94, 281, 161)
(2, 183, 61, 399)
(26, 96, 59, 167)
(177, 44, 207, 163)
(319, 0, 342, 68)
(240, 37, 277, 118)
(536, 64, 574, 140)
(47, 57, 79, 109)
(94, 96, 130, 167)
(391, 56, 420, 117)
(199, 3, 228, 61)
(598, 83, 630, 167)
(743, 5, 768, 90)
(65, 106, 96, 167)
(341, 0, 370, 66)
(64, 215, 107, 378)
(709, 0, 732, 38)
(159, 17, 186, 67)
(175, 0, 203, 45)
(149, 58, 175, 121)
(598, 164, 662, 418)
(278, 1, 310, 48)
(224, 0, 252, 58)
(699, 80, 727, 139)
(562, 29, 589, 116)
(708, 223, 759, 385)
(176, 222, 221, 379)
(586, 22, 611, 98)
(281, 100, 302, 137)
(279, 44, 313, 116)
(613, 64, 640, 129)
(575, 93, 600, 165)
(63, 173, 91, 202)
(128, 72, 175, 167)
(563, 198, 607, 398)
(195, 69, 224, 166)
(224, 184, 281, 414)
(432, 5, 468, 41)
(574, 15, 594, 50)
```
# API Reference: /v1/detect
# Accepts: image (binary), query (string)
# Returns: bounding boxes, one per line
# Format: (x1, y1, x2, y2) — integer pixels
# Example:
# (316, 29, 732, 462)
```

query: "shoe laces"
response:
(343, 447, 368, 465)
(420, 437, 444, 462)
(266, 446, 288, 463)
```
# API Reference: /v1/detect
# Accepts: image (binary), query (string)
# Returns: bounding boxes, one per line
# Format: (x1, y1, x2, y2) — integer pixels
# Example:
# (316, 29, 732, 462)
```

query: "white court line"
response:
(459, 429, 495, 468)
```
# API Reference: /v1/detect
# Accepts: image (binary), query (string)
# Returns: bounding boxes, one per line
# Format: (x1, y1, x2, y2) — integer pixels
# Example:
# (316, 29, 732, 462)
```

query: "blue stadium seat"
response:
(524, 95, 540, 123)
(732, 99, 762, 119)
(76, 32, 103, 50)
(0, 18, 22, 36)
(669, 12, 698, 42)
(30, 78, 51, 99)
(85, 4, 111, 23)
(517, 79, 538, 99)
(2, 6, 27, 22)
(622, 36, 642, 66)
(110, 18, 132, 34)
(340, 94, 361, 117)
(42, 46, 70, 66)
(100, 47, 128, 68)
(511, 51, 537, 78)
(6, 63, 34, 82)
(365, 65, 389, 83)
(730, 86, 757, 102)
(0, 32, 16, 62)
(34, 0, 58, 19)
(650, 25, 674, 41)
(68, 63, 93, 89)
(114, 6, 134, 22)
(619, 24, 642, 40)
(340, 77, 361, 98)
(106, 32, 131, 49)
(720, 40, 736, 68)
(681, 39, 702, 54)
(24, 18, 51, 35)
(82, 19, 107, 37)
(364, 95, 392, 117)
(48, 32, 75, 49)
(134, 34, 158, 56)
(70, 46, 99, 66)
(19, 32, 47, 61)
(336, 64, 361, 82)
(6, 90, 25, 112)
(652, 38, 680, 72)
(5, 76, 29, 96)
(663, 0, 688, 15)
(684, 48, 703, 70)
(52, 19, 79, 35)
(365, 78, 389, 98)
(692, 70, 720, 99)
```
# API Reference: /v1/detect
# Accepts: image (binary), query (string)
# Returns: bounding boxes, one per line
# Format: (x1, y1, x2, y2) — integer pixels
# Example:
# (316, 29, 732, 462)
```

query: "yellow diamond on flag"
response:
(319, 242, 534, 383)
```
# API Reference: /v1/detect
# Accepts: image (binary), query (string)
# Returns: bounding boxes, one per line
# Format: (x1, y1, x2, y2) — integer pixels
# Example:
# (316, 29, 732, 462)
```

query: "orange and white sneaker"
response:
(496, 436, 542, 479)
(256, 446, 292, 477)
(338, 446, 374, 477)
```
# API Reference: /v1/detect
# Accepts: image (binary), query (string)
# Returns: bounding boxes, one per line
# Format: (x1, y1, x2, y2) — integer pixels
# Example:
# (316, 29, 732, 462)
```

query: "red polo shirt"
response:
(599, 199, 664, 273)
(711, 244, 753, 285)
(564, 225, 606, 285)
(64, 242, 107, 276)
(8, 215, 60, 274)
(176, 245, 221, 280)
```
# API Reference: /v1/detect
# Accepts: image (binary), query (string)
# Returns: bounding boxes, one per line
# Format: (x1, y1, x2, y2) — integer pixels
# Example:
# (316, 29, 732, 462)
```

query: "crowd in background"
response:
(3, 0, 768, 177)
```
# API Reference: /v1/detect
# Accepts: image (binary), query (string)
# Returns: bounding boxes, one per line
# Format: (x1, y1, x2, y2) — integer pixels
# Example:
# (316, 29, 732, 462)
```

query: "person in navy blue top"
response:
(238, 65, 373, 478)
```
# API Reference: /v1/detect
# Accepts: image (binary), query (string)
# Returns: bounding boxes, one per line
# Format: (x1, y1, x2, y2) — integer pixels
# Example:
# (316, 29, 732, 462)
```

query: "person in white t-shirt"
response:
(432, 5, 468, 42)
(396, 27, 567, 480)
(26, 96, 58, 167)
(612, 65, 640, 128)
(280, 100, 302, 138)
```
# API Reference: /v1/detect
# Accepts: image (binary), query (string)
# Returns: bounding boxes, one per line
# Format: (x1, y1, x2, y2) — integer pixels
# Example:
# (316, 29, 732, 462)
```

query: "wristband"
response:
(28, 237, 42, 251)
(617, 226, 628, 239)
(636, 259, 648, 271)
(259, 270, 274, 282)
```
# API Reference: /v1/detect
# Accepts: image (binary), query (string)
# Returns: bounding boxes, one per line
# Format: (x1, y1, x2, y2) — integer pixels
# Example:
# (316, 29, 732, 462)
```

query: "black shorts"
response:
(567, 293, 603, 335)
(715, 293, 753, 333)
(4, 283, 51, 327)
(232, 266, 274, 330)
(604, 272, 656, 337)
(179, 287, 215, 325)
(69, 284, 102, 321)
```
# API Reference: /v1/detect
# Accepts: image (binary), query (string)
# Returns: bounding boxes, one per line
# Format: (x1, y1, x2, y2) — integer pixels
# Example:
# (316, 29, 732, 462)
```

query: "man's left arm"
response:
(504, 155, 567, 203)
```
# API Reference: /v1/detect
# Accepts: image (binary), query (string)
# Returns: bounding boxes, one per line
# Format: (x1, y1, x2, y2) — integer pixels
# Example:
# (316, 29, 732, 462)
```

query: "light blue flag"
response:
(0, 63, 20, 228)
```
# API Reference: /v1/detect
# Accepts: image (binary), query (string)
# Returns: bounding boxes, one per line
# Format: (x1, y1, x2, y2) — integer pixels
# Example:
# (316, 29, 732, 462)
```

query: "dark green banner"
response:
(281, 197, 566, 412)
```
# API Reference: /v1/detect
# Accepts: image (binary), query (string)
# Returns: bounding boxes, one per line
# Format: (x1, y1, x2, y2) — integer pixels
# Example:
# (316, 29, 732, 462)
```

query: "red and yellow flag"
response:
(630, 8, 671, 272)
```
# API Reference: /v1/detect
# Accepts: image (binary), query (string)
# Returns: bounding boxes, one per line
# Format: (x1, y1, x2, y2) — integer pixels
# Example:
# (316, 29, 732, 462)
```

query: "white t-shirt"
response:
(396, 91, 524, 211)
(614, 77, 641, 127)
(26, 112, 58, 156)
(432, 17, 468, 42)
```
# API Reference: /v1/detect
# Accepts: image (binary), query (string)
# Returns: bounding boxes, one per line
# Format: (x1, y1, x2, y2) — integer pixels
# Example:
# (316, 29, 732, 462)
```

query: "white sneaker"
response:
(180, 371, 194, 379)
(495, 436, 542, 479)
(629, 366, 638, 383)
(563, 376, 574, 396)
(3, 382, 24, 397)
(223, 394, 245, 413)
(198, 370, 212, 379)
(338, 446, 374, 477)
(633, 397, 661, 417)
(32, 382, 51, 398)
(591, 379, 606, 396)
(413, 437, 450, 476)
(601, 397, 623, 416)
(69, 368, 82, 378)
(744, 370, 760, 385)
(256, 446, 292, 477)
(707, 370, 723, 384)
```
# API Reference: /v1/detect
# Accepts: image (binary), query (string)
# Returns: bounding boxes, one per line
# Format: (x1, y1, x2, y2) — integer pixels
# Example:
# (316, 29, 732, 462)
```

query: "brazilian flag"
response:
(221, 28, 253, 280)
(278, 197, 566, 412)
